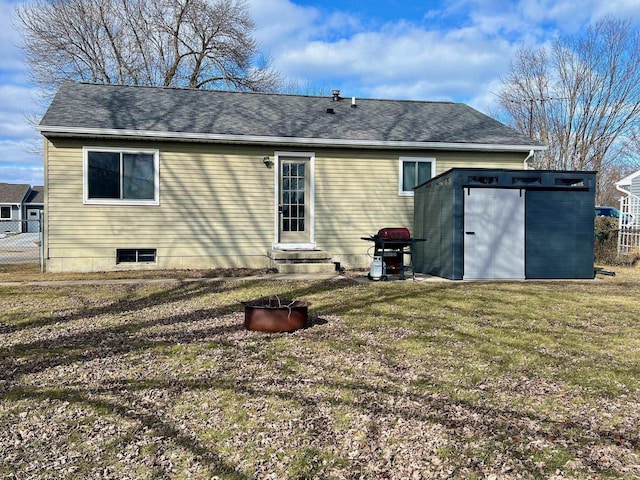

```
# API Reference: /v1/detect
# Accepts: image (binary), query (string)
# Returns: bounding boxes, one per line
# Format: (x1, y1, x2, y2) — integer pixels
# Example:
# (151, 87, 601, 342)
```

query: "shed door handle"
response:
(465, 231, 475, 235)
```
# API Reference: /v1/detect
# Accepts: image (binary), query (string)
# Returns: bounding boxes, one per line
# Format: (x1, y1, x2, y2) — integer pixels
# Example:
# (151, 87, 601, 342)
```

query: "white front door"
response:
(27, 209, 41, 233)
(463, 188, 525, 280)
(275, 153, 315, 248)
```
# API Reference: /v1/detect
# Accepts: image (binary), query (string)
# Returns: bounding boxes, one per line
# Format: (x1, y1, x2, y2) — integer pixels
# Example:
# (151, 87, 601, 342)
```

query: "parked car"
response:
(595, 206, 633, 225)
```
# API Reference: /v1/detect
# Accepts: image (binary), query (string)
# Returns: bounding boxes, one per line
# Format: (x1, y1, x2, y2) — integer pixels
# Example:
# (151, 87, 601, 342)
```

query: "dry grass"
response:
(0, 264, 278, 283)
(1, 267, 639, 479)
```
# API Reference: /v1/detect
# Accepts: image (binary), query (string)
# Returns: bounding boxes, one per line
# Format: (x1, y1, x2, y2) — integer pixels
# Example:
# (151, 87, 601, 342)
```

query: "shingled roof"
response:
(38, 82, 545, 152)
(0, 183, 30, 204)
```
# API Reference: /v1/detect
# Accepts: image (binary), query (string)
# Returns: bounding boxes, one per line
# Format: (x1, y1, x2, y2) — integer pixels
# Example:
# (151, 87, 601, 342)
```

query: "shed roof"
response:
(0, 183, 30, 204)
(38, 82, 545, 152)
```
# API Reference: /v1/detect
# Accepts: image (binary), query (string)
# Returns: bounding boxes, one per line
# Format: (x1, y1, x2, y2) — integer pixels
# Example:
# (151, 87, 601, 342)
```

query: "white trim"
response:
(273, 151, 316, 248)
(398, 157, 436, 196)
(39, 126, 547, 152)
(272, 243, 317, 250)
(83, 146, 160, 206)
(616, 169, 640, 188)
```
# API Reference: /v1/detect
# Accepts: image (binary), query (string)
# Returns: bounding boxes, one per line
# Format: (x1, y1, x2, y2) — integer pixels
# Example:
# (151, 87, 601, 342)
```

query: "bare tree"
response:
(15, 0, 281, 94)
(497, 17, 640, 176)
(627, 129, 640, 170)
(597, 162, 636, 207)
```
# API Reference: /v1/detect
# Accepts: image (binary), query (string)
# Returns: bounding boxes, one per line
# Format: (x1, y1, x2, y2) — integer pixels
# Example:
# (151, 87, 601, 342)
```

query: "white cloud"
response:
(248, 0, 640, 116)
(0, 138, 43, 185)
(251, 2, 515, 96)
(0, 1, 25, 73)
(0, 0, 42, 186)
(260, 11, 517, 104)
(0, 139, 42, 165)
(0, 83, 42, 186)
(0, 165, 43, 185)
(0, 84, 40, 136)
(248, 0, 361, 53)
(460, 0, 640, 36)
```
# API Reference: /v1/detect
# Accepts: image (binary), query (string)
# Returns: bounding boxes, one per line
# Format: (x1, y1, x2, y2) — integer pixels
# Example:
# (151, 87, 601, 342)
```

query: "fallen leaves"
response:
(0, 278, 639, 479)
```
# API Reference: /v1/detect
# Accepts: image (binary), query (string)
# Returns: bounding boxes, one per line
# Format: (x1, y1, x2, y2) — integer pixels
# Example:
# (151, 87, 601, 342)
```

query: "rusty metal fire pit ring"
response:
(242, 297, 310, 333)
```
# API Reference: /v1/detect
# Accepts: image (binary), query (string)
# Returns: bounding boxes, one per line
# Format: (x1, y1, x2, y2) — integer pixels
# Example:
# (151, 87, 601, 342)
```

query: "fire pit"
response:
(243, 296, 310, 333)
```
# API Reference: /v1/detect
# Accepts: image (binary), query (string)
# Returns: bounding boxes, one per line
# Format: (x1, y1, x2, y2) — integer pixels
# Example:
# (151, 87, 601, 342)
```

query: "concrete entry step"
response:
(267, 249, 336, 274)
(267, 249, 332, 263)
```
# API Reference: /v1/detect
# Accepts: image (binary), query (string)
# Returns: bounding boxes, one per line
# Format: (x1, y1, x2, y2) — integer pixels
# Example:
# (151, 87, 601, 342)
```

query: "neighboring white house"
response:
(615, 170, 640, 253)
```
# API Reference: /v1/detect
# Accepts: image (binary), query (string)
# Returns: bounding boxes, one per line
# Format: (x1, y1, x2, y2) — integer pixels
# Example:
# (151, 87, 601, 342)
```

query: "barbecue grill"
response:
(361, 227, 425, 280)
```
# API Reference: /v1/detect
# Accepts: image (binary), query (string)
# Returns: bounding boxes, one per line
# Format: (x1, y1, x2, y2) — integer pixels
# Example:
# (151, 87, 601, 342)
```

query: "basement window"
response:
(116, 248, 156, 264)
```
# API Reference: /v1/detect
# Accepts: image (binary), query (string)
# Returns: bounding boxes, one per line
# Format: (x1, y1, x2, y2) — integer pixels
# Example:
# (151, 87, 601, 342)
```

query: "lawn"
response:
(1, 268, 639, 479)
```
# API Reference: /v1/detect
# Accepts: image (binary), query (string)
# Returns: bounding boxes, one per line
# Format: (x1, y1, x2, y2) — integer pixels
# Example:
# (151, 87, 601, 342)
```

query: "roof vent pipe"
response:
(351, 97, 357, 108)
(332, 89, 340, 101)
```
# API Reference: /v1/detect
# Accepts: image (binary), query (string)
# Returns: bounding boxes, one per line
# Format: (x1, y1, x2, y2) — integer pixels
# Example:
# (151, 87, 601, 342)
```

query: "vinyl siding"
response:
(46, 139, 275, 271)
(44, 138, 527, 271)
(632, 175, 640, 198)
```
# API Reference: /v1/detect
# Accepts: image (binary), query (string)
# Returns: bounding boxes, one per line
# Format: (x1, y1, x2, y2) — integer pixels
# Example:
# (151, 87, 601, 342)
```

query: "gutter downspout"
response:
(523, 149, 534, 170)
(614, 181, 635, 233)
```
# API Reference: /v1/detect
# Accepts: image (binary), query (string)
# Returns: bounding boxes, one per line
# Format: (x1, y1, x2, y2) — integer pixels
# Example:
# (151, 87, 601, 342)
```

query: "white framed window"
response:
(83, 147, 159, 205)
(399, 157, 435, 196)
(0, 206, 11, 219)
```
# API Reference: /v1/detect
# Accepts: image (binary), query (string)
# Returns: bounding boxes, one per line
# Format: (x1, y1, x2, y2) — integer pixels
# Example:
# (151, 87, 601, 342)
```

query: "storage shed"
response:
(413, 169, 596, 280)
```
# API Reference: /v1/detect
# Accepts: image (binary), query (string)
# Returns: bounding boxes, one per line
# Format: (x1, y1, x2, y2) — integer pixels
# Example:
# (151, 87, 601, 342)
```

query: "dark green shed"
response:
(413, 168, 596, 280)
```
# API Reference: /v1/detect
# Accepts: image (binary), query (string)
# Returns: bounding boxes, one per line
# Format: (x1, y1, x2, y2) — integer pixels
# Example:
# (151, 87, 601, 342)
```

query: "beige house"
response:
(37, 82, 545, 273)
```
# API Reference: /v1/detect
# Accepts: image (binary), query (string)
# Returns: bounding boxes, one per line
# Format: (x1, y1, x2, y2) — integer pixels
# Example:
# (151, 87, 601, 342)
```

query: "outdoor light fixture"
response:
(262, 156, 271, 167)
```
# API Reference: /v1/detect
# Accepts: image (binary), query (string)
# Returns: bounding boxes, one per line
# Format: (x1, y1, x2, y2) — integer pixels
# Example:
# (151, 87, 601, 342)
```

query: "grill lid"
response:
(376, 227, 411, 240)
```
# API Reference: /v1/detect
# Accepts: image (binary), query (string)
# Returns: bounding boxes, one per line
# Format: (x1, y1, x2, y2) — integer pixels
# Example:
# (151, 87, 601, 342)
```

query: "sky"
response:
(2, 0, 640, 186)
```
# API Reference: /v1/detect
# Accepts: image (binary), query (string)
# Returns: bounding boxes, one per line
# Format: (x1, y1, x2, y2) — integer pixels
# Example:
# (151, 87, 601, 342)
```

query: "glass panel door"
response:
(280, 158, 310, 244)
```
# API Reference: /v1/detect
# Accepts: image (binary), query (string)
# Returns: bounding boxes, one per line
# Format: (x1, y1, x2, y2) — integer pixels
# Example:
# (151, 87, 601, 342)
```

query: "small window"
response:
(0, 206, 10, 219)
(555, 178, 584, 187)
(116, 248, 156, 264)
(468, 175, 498, 185)
(513, 176, 541, 186)
(84, 147, 159, 205)
(399, 158, 435, 195)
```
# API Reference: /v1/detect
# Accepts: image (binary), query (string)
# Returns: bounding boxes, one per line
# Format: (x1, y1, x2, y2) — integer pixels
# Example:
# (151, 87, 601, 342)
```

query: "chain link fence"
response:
(0, 219, 43, 271)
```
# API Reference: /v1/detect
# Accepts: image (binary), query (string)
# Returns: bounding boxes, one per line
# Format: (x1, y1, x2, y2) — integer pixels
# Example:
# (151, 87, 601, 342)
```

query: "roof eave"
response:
(20, 187, 31, 204)
(36, 126, 548, 152)
(615, 169, 640, 187)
